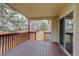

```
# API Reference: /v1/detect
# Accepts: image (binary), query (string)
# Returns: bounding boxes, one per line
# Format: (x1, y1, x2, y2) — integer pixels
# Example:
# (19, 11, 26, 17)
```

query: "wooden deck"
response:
(1, 40, 67, 56)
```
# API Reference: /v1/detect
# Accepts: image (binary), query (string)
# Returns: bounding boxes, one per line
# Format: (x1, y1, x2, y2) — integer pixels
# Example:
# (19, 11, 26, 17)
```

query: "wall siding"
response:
(50, 17, 59, 43)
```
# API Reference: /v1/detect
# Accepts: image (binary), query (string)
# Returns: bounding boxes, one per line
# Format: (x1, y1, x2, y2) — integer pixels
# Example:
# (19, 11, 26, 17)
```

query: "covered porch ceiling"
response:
(8, 3, 69, 18)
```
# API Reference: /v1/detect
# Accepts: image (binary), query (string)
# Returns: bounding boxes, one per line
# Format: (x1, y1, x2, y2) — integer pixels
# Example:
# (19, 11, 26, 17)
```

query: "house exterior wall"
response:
(50, 16, 59, 43)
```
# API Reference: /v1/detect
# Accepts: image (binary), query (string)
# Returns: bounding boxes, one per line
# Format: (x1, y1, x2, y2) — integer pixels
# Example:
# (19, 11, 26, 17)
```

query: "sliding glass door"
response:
(60, 18, 65, 47)
(65, 19, 73, 55)
(60, 12, 73, 55)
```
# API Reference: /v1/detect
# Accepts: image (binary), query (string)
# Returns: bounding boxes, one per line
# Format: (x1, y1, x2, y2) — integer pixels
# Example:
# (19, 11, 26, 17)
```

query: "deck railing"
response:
(0, 32, 51, 54)
(0, 32, 28, 54)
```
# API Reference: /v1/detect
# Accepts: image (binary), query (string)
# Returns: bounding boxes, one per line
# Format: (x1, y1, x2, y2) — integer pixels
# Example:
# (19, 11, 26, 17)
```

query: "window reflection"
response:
(65, 12, 73, 55)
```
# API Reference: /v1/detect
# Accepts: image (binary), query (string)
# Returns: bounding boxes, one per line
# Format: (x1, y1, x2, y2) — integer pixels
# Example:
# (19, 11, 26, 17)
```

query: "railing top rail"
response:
(0, 31, 28, 36)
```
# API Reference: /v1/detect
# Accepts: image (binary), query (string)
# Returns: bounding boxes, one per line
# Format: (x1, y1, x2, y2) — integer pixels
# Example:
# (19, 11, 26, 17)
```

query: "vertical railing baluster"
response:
(0, 37, 3, 54)
(4, 36, 6, 52)
(3, 36, 4, 53)
(0, 37, 1, 54)
(3, 36, 6, 53)
(14, 35, 16, 47)
(8, 36, 9, 51)
(4, 37, 6, 53)
(12, 36, 14, 48)
(10, 36, 12, 50)
(0, 32, 28, 54)
(13, 35, 15, 48)
(11, 36, 13, 49)
(14, 35, 16, 48)
(2, 37, 4, 54)
(6, 36, 8, 52)
(9, 36, 11, 50)
(1, 38, 2, 54)
(6, 36, 9, 52)
(11, 35, 13, 49)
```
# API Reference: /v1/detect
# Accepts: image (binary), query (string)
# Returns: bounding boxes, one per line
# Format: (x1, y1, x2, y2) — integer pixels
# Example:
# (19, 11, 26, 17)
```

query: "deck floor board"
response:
(1, 40, 67, 56)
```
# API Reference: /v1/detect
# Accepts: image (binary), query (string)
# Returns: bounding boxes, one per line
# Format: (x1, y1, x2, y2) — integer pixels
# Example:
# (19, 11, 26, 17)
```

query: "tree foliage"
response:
(0, 4, 28, 32)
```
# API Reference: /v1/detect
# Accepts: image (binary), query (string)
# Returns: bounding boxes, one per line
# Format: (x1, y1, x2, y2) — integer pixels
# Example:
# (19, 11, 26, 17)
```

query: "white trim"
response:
(59, 44, 71, 56)
(73, 4, 77, 56)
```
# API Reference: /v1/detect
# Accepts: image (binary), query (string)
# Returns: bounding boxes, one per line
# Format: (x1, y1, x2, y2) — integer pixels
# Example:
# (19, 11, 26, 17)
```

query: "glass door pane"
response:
(64, 12, 73, 55)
